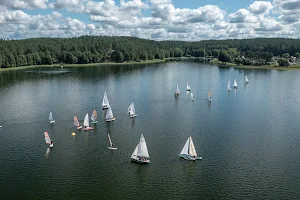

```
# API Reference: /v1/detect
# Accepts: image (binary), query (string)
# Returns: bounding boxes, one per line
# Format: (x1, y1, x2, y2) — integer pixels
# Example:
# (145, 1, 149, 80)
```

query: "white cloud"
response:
(228, 9, 258, 23)
(248, 1, 273, 15)
(0, 0, 48, 9)
(274, 0, 300, 15)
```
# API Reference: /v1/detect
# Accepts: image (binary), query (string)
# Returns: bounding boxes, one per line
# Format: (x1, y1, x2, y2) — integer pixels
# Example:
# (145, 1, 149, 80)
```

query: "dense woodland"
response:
(1, 36, 300, 68)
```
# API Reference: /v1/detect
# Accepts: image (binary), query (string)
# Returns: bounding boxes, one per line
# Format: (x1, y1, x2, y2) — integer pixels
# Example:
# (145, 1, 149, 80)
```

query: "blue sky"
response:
(0, 0, 299, 40)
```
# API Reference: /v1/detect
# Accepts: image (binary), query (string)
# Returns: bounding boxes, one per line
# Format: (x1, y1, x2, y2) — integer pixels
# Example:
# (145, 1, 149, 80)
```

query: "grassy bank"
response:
(0, 59, 170, 72)
(209, 59, 300, 70)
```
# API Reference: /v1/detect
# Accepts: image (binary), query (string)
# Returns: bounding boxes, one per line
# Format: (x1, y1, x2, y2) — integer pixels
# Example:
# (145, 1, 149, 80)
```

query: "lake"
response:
(1, 61, 300, 200)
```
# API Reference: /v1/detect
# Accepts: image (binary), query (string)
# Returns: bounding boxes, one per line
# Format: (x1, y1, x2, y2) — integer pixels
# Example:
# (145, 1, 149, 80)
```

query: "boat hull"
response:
(106, 118, 115, 122)
(102, 106, 108, 110)
(130, 114, 137, 118)
(179, 154, 202, 160)
(50, 143, 53, 148)
(108, 147, 118, 150)
(91, 121, 98, 124)
(83, 127, 94, 131)
(131, 158, 150, 164)
(175, 92, 180, 95)
(50, 120, 55, 124)
(77, 126, 82, 130)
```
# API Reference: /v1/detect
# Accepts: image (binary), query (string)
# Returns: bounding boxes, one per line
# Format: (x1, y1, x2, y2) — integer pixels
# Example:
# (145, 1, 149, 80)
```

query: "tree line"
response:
(1, 36, 300, 68)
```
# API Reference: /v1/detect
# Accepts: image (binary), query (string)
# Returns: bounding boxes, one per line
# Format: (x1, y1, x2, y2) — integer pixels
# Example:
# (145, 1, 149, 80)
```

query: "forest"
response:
(1, 36, 300, 68)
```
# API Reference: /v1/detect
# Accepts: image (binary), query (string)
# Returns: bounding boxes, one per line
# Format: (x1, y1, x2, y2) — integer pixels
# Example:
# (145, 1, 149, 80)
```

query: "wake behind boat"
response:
(82, 113, 94, 131)
(44, 131, 53, 148)
(131, 134, 150, 164)
(179, 136, 202, 161)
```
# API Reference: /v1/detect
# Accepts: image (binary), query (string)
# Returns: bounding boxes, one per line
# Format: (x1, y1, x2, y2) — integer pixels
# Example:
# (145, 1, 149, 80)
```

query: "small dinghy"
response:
(128, 103, 137, 118)
(91, 110, 98, 123)
(187, 82, 191, 91)
(74, 116, 82, 130)
(82, 113, 94, 131)
(108, 133, 117, 150)
(131, 134, 150, 164)
(179, 136, 202, 161)
(44, 131, 53, 148)
(227, 81, 231, 91)
(175, 84, 180, 95)
(49, 112, 55, 124)
(102, 91, 109, 110)
(106, 107, 115, 122)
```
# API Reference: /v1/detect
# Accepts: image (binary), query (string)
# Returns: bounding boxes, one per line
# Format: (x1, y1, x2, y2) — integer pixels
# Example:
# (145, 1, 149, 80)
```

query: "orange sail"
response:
(74, 116, 80, 127)
(44, 131, 51, 144)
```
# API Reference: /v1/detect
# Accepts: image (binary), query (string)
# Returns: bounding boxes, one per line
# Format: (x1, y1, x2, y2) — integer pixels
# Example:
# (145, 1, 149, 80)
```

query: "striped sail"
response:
(44, 132, 51, 144)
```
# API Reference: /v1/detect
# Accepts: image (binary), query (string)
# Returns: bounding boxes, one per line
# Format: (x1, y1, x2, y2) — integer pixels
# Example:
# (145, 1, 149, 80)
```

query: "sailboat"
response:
(191, 92, 195, 101)
(227, 81, 231, 91)
(90, 110, 98, 123)
(179, 136, 202, 161)
(108, 133, 117, 150)
(233, 79, 238, 89)
(208, 91, 212, 101)
(106, 106, 115, 122)
(102, 91, 109, 110)
(131, 134, 150, 164)
(82, 113, 94, 131)
(74, 116, 82, 130)
(44, 131, 53, 148)
(187, 82, 191, 91)
(49, 112, 55, 124)
(245, 75, 249, 83)
(128, 103, 137, 118)
(175, 84, 180, 95)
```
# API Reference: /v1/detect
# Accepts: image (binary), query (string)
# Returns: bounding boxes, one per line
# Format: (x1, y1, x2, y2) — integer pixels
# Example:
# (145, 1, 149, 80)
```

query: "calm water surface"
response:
(1, 62, 300, 200)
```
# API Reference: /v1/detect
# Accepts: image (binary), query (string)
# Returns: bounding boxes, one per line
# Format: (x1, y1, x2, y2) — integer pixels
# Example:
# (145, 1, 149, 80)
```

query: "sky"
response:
(0, 0, 299, 41)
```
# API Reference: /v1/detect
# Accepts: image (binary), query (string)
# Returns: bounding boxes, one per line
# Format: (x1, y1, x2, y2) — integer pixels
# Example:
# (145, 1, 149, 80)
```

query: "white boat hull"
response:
(77, 126, 82, 130)
(108, 147, 118, 150)
(91, 121, 98, 124)
(179, 154, 202, 161)
(83, 127, 94, 131)
(175, 92, 180, 95)
(106, 118, 115, 122)
(50, 143, 53, 148)
(130, 114, 137, 118)
(50, 120, 55, 124)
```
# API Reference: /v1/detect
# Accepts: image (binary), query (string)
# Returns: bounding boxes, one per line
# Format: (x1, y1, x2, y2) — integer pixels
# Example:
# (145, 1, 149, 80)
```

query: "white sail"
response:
(227, 81, 231, 90)
(188, 137, 197, 157)
(128, 103, 136, 115)
(233, 79, 238, 87)
(187, 82, 191, 90)
(137, 134, 149, 158)
(108, 133, 113, 147)
(84, 113, 89, 127)
(106, 107, 114, 120)
(131, 144, 139, 159)
(49, 112, 53, 121)
(175, 84, 180, 94)
(102, 91, 108, 107)
(245, 76, 249, 83)
(191, 92, 194, 100)
(180, 138, 190, 155)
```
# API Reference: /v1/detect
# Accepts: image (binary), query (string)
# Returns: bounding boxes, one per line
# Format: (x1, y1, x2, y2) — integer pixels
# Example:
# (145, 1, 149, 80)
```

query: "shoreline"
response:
(0, 59, 172, 72)
(1, 57, 300, 72)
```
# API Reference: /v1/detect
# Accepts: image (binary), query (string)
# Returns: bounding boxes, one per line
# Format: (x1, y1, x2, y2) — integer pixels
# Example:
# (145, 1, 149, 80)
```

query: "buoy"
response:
(71, 132, 76, 136)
